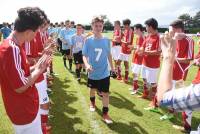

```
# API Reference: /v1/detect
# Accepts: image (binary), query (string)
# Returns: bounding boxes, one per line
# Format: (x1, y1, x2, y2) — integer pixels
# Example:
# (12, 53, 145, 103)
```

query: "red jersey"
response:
(121, 28, 134, 54)
(173, 37, 194, 80)
(132, 35, 144, 65)
(192, 50, 200, 84)
(23, 39, 38, 58)
(37, 31, 45, 55)
(142, 34, 160, 68)
(22, 32, 45, 83)
(0, 39, 39, 125)
(41, 30, 49, 49)
(112, 29, 122, 46)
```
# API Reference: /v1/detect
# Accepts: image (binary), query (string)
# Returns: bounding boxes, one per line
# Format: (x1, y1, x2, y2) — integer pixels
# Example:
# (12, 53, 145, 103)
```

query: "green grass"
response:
(0, 33, 200, 134)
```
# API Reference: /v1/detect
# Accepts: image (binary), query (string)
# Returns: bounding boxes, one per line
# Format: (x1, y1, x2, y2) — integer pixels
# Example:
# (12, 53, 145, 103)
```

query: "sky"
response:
(0, 0, 199, 27)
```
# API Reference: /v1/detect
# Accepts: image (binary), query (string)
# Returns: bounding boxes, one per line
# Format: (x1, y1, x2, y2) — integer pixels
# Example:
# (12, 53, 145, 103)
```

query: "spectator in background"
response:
(0, 22, 12, 39)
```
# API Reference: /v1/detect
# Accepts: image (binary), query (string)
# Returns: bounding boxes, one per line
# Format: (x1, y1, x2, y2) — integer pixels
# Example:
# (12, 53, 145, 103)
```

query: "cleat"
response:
(103, 114, 113, 124)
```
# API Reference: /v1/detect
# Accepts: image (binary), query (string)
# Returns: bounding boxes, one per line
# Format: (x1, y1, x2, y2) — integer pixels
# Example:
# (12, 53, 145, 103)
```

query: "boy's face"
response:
(92, 22, 103, 34)
(65, 22, 70, 28)
(71, 23, 74, 28)
(76, 26, 83, 34)
(41, 22, 49, 32)
(145, 25, 152, 33)
(172, 27, 182, 33)
(123, 24, 129, 30)
(134, 27, 140, 35)
(25, 29, 38, 41)
(114, 23, 120, 29)
(40, 22, 47, 32)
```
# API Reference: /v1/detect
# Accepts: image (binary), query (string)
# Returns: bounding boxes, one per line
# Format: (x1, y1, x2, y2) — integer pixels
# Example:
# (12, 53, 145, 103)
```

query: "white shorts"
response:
(141, 65, 159, 84)
(111, 46, 121, 60)
(35, 80, 49, 105)
(131, 63, 142, 75)
(118, 53, 130, 62)
(13, 110, 42, 134)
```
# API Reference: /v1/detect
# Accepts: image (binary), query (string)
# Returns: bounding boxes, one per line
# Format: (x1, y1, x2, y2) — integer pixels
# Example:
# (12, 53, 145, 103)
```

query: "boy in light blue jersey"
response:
(70, 21, 77, 35)
(56, 22, 65, 52)
(82, 16, 114, 124)
(0, 22, 12, 39)
(71, 24, 85, 81)
(60, 20, 74, 70)
(48, 23, 57, 36)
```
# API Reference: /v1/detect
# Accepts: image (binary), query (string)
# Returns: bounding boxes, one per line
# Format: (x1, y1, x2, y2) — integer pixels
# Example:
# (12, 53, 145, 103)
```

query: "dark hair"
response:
(170, 19, 184, 30)
(50, 23, 53, 27)
(134, 24, 144, 31)
(123, 19, 131, 26)
(37, 8, 47, 21)
(76, 24, 83, 28)
(114, 20, 121, 26)
(47, 19, 50, 24)
(60, 22, 64, 25)
(92, 16, 104, 24)
(14, 7, 46, 32)
(82, 25, 85, 29)
(65, 20, 70, 23)
(145, 18, 158, 30)
(71, 21, 75, 25)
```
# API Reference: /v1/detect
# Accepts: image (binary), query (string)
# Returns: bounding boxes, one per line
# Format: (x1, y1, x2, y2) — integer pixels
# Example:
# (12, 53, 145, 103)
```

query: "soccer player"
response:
(162, 20, 194, 132)
(60, 20, 74, 71)
(170, 20, 194, 88)
(111, 20, 122, 73)
(157, 31, 200, 134)
(138, 18, 161, 109)
(130, 24, 144, 95)
(0, 7, 51, 134)
(82, 16, 114, 124)
(116, 19, 134, 83)
(57, 22, 65, 52)
(71, 24, 85, 82)
(0, 22, 12, 39)
(23, 19, 55, 134)
(70, 21, 77, 35)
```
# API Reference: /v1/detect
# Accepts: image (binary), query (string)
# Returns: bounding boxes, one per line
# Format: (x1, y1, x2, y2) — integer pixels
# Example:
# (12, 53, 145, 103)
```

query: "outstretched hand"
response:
(160, 31, 176, 62)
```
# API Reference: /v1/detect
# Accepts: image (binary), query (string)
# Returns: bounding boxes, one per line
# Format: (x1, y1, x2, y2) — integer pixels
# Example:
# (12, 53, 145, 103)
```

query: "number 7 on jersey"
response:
(95, 48, 102, 62)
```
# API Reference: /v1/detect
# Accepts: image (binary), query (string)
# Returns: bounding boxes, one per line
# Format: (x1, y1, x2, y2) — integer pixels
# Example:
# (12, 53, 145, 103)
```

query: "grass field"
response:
(0, 33, 200, 134)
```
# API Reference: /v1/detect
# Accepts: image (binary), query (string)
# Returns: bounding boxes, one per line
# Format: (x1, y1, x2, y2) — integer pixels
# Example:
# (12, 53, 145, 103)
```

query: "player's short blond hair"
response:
(92, 16, 104, 24)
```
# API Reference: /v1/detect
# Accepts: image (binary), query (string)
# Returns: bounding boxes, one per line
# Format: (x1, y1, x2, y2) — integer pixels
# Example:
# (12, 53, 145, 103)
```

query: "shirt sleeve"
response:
(5, 45, 28, 90)
(160, 85, 200, 112)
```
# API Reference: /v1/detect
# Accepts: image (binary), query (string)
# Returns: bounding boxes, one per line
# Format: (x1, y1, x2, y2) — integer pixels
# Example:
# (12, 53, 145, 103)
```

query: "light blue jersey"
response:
(82, 36, 111, 80)
(60, 28, 74, 50)
(71, 28, 76, 35)
(48, 27, 58, 37)
(57, 27, 64, 38)
(71, 34, 85, 54)
(0, 27, 12, 39)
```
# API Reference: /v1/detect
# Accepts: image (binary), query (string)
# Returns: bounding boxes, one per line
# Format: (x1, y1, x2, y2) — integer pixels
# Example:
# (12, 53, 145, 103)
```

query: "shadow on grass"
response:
(95, 107, 148, 134)
(192, 115, 200, 130)
(108, 121, 149, 134)
(110, 92, 143, 117)
(49, 76, 87, 134)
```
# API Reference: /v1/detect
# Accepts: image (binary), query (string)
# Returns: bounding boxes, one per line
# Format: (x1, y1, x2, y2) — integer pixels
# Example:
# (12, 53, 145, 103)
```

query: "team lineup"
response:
(0, 6, 200, 134)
